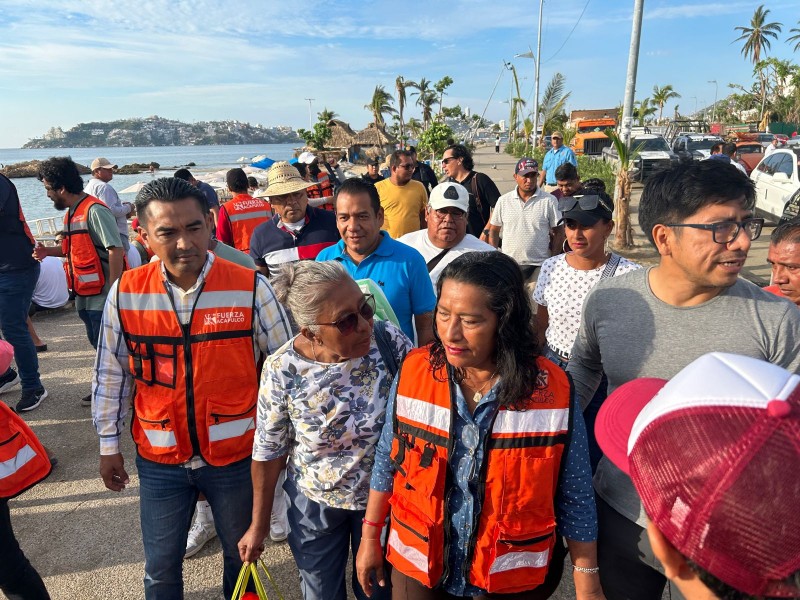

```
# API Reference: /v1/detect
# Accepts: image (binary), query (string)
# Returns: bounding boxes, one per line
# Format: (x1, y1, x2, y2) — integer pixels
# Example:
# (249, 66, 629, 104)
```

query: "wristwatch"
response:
(482, 229, 490, 235)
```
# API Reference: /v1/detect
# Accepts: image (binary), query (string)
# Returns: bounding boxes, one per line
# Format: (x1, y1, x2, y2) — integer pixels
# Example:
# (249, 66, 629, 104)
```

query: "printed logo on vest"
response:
(204, 311, 246, 325)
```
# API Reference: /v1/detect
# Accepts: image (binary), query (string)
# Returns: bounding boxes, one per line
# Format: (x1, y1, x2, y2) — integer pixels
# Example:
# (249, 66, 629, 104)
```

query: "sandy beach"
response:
(7, 145, 770, 600)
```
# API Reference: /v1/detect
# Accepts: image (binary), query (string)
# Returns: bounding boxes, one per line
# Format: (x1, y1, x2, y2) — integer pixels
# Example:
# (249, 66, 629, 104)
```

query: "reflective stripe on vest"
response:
(209, 417, 255, 442)
(143, 429, 177, 448)
(118, 289, 254, 313)
(489, 549, 550, 575)
(229, 210, 271, 222)
(0, 402, 52, 499)
(395, 394, 450, 437)
(0, 444, 36, 480)
(62, 196, 107, 296)
(387, 528, 428, 572)
(492, 408, 569, 435)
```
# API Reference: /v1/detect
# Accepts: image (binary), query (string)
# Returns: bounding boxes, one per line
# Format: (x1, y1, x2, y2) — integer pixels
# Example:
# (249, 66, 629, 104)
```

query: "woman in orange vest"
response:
(356, 252, 604, 600)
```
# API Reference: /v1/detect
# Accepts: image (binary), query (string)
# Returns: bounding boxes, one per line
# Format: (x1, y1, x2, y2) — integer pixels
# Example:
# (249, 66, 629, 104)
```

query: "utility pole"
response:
(708, 80, 718, 124)
(532, 0, 544, 148)
(621, 0, 644, 147)
(304, 98, 315, 129)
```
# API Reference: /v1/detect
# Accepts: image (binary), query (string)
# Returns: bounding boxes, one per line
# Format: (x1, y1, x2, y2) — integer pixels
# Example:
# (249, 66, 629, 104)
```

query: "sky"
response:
(1, 0, 799, 148)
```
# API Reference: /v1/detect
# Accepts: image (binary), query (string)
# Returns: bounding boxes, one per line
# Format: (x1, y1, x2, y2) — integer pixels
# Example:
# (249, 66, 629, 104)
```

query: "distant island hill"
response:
(22, 115, 302, 149)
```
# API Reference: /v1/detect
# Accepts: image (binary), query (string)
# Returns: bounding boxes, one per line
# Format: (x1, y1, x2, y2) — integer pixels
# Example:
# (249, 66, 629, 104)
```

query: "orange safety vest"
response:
(62, 195, 107, 296)
(386, 349, 572, 594)
(223, 194, 272, 253)
(116, 257, 259, 467)
(307, 174, 335, 211)
(0, 402, 53, 499)
(133, 233, 154, 262)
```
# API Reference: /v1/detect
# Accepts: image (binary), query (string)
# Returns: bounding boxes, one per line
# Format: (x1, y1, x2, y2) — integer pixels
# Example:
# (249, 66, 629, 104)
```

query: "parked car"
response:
(750, 148, 800, 223)
(672, 134, 725, 163)
(735, 141, 765, 175)
(602, 134, 679, 181)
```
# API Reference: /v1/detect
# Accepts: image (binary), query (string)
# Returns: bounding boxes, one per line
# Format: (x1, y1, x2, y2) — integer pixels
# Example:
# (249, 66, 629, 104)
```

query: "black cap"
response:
(558, 193, 614, 226)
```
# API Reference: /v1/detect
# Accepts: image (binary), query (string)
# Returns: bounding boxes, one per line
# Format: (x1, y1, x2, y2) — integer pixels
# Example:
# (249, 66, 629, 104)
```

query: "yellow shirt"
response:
(375, 179, 427, 239)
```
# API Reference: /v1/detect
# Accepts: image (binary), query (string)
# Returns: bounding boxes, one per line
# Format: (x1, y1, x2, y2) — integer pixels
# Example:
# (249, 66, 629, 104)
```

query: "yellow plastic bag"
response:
(231, 560, 285, 600)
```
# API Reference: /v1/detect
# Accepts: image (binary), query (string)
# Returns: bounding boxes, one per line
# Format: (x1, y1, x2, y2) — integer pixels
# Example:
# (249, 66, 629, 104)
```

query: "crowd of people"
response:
(0, 144, 799, 600)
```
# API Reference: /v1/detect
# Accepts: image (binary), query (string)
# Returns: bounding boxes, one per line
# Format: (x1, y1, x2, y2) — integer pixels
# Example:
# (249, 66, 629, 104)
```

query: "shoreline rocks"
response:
(2, 160, 183, 178)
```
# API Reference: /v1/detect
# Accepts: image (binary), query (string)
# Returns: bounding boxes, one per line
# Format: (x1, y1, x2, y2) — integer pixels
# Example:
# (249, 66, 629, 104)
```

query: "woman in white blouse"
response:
(237, 260, 411, 600)
(533, 191, 641, 471)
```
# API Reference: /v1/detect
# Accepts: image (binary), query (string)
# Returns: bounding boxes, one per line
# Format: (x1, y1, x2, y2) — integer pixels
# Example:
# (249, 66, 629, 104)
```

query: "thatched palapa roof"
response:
(353, 123, 398, 147)
(327, 119, 357, 149)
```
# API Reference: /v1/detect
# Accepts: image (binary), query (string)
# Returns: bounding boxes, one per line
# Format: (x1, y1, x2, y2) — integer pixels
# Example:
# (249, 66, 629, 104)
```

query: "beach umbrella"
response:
(119, 181, 148, 194)
(251, 157, 275, 169)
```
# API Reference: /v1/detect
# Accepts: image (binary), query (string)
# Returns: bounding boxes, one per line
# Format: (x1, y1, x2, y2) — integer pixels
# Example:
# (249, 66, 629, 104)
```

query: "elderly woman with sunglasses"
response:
(532, 191, 641, 471)
(237, 260, 412, 600)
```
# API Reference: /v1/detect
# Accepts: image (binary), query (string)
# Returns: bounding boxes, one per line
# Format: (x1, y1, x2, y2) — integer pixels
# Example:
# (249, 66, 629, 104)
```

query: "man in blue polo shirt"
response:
(538, 131, 577, 192)
(316, 178, 435, 344)
(249, 162, 339, 277)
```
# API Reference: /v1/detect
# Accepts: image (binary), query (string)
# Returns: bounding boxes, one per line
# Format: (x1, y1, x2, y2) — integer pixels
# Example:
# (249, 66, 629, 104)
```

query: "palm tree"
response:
(538, 73, 571, 135)
(364, 85, 396, 136)
(734, 5, 782, 121)
(411, 78, 437, 130)
(789, 20, 800, 51)
(395, 76, 417, 146)
(634, 97, 657, 126)
(434, 76, 454, 116)
(605, 129, 640, 249)
(651, 85, 681, 123)
(317, 108, 337, 123)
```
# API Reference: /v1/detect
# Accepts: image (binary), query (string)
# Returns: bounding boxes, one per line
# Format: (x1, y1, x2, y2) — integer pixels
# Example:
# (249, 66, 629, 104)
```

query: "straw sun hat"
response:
(261, 161, 317, 197)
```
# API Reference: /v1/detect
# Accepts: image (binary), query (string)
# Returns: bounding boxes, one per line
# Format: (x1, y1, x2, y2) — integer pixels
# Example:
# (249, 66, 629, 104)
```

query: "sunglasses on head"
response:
(315, 294, 376, 335)
(558, 194, 612, 214)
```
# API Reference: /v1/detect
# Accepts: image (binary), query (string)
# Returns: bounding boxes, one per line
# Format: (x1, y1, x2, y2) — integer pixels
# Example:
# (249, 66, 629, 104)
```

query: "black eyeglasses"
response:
(314, 294, 376, 335)
(397, 163, 415, 170)
(441, 157, 459, 165)
(431, 208, 466, 220)
(665, 218, 764, 244)
(559, 194, 612, 214)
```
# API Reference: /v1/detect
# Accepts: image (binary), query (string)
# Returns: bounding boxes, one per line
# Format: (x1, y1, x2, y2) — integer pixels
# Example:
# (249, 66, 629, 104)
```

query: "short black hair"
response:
(444, 144, 474, 171)
(555, 163, 579, 182)
(710, 142, 723, 154)
(390, 150, 413, 169)
(37, 157, 84, 194)
(722, 142, 738, 157)
(638, 161, 755, 246)
(247, 176, 258, 188)
(173, 168, 194, 181)
(135, 177, 209, 226)
(334, 177, 381, 215)
(226, 168, 248, 193)
(582, 178, 607, 193)
(771, 221, 800, 246)
(405, 145, 417, 154)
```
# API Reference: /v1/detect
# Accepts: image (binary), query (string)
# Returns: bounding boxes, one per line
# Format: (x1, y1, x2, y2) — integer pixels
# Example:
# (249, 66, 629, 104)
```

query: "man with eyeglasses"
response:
(565, 160, 800, 600)
(398, 182, 495, 285)
(248, 162, 339, 278)
(487, 157, 561, 283)
(539, 131, 577, 193)
(374, 150, 428, 240)
(441, 144, 501, 241)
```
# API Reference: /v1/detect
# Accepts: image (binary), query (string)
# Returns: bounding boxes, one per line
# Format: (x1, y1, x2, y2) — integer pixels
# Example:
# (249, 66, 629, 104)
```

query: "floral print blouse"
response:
(252, 320, 412, 510)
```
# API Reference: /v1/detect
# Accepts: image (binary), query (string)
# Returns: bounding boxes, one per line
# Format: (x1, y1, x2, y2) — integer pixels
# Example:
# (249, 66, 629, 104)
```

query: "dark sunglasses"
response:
(558, 194, 612, 214)
(315, 294, 376, 335)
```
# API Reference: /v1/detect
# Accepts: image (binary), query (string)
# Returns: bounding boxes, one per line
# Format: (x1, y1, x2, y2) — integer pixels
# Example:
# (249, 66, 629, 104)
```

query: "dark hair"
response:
(710, 143, 723, 154)
(226, 168, 248, 193)
(722, 142, 738, 157)
(771, 221, 800, 246)
(390, 150, 413, 169)
(37, 157, 84, 194)
(334, 177, 381, 214)
(173, 168, 193, 181)
(582, 177, 607, 193)
(405, 145, 417, 154)
(295, 162, 308, 178)
(555, 163, 579, 182)
(638, 161, 755, 246)
(247, 176, 258, 188)
(135, 177, 209, 225)
(686, 559, 800, 600)
(430, 252, 541, 408)
(444, 144, 474, 171)
(308, 162, 321, 177)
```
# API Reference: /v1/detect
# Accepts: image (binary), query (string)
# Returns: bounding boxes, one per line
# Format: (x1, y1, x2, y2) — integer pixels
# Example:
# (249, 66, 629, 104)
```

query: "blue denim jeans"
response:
(543, 346, 607, 474)
(136, 455, 253, 600)
(285, 477, 390, 600)
(0, 264, 42, 392)
(77, 309, 104, 350)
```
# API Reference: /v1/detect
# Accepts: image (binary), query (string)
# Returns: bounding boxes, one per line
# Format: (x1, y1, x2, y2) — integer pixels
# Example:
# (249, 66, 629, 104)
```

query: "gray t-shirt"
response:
(567, 267, 800, 526)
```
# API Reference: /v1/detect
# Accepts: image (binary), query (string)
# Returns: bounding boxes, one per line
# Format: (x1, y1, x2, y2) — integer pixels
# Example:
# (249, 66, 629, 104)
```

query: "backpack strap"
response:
(374, 319, 398, 379)
(600, 253, 621, 280)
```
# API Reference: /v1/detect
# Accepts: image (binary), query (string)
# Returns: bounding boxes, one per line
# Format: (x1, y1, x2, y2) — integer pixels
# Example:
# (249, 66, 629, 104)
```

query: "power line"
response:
(543, 0, 592, 63)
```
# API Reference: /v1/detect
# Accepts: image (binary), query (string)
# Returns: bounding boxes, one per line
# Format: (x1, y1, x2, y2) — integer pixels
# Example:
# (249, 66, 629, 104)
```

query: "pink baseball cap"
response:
(596, 352, 800, 597)
(0, 340, 13, 374)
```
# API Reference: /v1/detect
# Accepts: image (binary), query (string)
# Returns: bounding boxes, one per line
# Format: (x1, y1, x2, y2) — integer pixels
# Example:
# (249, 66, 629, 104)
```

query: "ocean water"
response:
(1, 143, 299, 222)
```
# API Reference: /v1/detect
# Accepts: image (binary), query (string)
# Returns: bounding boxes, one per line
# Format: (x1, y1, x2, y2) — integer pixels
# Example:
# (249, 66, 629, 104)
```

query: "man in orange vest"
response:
(34, 157, 125, 407)
(215, 168, 272, 254)
(92, 177, 291, 599)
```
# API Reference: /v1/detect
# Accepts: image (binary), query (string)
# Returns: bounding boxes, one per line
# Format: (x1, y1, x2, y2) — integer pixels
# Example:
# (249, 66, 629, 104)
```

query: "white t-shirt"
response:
(397, 230, 496, 285)
(489, 187, 560, 266)
(533, 253, 641, 353)
(84, 178, 128, 238)
(32, 256, 70, 309)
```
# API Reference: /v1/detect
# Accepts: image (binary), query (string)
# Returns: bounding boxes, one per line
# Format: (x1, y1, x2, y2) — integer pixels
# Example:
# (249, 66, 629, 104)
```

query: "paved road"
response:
(7, 146, 766, 600)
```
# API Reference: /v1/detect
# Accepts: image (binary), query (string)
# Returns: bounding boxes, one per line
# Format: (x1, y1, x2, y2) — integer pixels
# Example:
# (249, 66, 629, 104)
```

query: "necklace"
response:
(465, 369, 499, 403)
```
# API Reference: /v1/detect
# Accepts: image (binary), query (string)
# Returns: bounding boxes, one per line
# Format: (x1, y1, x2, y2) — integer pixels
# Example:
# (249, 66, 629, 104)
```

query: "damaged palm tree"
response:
(606, 129, 639, 249)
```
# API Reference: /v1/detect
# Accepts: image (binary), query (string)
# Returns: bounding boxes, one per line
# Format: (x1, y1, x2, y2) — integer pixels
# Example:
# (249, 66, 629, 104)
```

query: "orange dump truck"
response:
(571, 117, 617, 156)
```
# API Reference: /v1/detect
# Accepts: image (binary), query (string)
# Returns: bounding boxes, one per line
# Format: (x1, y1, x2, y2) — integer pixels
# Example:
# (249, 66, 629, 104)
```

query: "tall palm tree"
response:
(788, 20, 800, 52)
(411, 78, 436, 130)
(317, 108, 338, 123)
(434, 76, 454, 117)
(364, 85, 396, 136)
(651, 85, 681, 123)
(734, 5, 782, 121)
(395, 76, 417, 145)
(538, 73, 571, 135)
(634, 97, 657, 126)
(605, 129, 640, 249)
